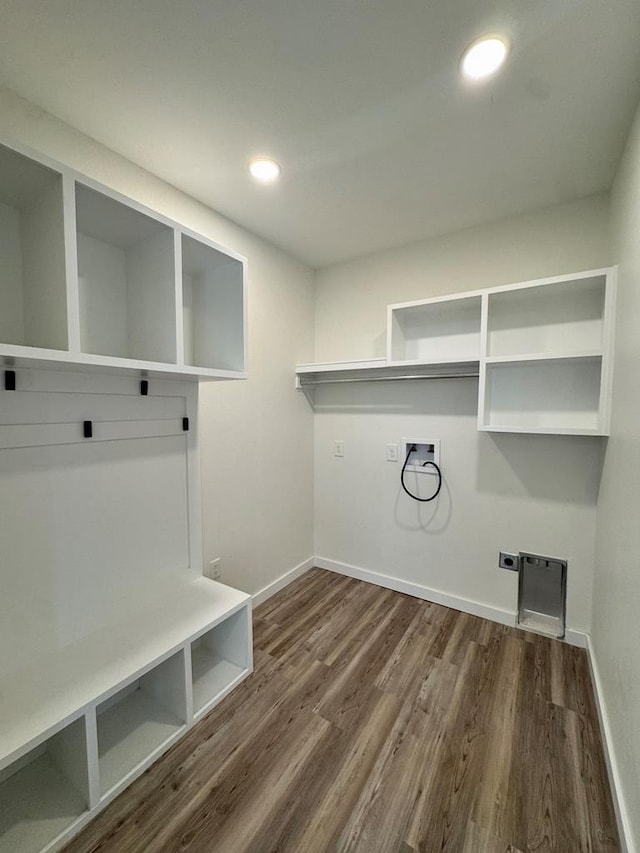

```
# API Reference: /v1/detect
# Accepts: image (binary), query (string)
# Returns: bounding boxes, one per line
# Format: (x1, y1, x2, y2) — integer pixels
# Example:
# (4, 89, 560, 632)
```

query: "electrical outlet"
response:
(206, 557, 222, 581)
(499, 551, 519, 571)
(386, 443, 398, 462)
(333, 440, 344, 457)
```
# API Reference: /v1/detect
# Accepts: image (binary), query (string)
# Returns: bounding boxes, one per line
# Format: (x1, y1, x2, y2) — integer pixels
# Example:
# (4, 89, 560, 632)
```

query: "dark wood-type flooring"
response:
(64, 568, 619, 853)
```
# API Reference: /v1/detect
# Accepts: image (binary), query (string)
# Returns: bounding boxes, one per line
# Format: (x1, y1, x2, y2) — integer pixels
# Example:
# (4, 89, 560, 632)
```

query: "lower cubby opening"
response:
(0, 718, 89, 853)
(191, 608, 249, 717)
(97, 651, 186, 796)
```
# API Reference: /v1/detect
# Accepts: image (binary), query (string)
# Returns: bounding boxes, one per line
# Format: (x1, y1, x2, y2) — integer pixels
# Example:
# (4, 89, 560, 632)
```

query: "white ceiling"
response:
(1, 0, 640, 267)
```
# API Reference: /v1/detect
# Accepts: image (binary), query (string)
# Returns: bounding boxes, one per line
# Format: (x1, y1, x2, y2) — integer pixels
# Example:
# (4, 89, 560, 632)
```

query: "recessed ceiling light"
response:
(461, 35, 509, 81)
(249, 157, 281, 183)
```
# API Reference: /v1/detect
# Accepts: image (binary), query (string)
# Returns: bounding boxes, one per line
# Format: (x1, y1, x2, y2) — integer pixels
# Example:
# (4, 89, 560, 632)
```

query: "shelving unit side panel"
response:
(388, 308, 404, 362)
(477, 293, 490, 430)
(125, 229, 177, 364)
(21, 178, 68, 351)
(182, 270, 195, 367)
(184, 381, 203, 575)
(139, 650, 188, 724)
(62, 175, 81, 353)
(0, 201, 24, 345)
(597, 269, 617, 435)
(173, 230, 185, 367)
(47, 717, 91, 809)
(77, 232, 129, 358)
(192, 262, 244, 371)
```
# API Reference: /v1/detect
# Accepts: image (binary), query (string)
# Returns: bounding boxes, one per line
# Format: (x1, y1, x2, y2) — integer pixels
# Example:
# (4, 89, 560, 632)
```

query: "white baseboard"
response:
(586, 635, 635, 853)
(315, 556, 516, 627)
(252, 557, 315, 607)
(315, 556, 589, 648)
(564, 628, 589, 648)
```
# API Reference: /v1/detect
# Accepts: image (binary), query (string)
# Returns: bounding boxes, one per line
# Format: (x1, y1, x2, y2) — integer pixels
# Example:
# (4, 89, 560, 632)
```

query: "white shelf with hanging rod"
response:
(297, 267, 616, 436)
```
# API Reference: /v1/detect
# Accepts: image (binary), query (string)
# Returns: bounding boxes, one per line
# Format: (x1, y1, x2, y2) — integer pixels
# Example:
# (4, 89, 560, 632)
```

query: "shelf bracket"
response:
(83, 420, 93, 439)
(182, 417, 189, 431)
(140, 379, 149, 396)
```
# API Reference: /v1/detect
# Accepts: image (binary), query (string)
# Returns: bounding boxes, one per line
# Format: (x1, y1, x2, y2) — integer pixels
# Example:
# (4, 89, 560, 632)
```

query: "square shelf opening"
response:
(0, 718, 89, 853)
(96, 651, 186, 796)
(389, 296, 482, 363)
(482, 357, 602, 432)
(76, 185, 177, 363)
(487, 276, 606, 357)
(0, 143, 67, 351)
(191, 608, 249, 716)
(182, 235, 245, 371)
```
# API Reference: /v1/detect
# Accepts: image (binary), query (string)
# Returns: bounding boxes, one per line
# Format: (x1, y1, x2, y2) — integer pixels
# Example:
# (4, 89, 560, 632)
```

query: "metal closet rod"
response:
(299, 371, 479, 386)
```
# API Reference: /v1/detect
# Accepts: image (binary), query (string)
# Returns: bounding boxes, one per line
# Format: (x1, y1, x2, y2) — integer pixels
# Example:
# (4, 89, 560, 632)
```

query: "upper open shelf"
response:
(387, 293, 482, 364)
(182, 235, 245, 372)
(76, 185, 177, 364)
(486, 273, 606, 358)
(0, 138, 247, 381)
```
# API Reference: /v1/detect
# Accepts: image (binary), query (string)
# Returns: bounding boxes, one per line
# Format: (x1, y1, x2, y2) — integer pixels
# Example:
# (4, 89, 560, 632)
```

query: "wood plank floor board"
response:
(63, 568, 620, 853)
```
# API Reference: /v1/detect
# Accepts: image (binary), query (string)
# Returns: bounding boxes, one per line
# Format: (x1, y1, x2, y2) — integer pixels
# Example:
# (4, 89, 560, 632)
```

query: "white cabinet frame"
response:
(0, 137, 247, 382)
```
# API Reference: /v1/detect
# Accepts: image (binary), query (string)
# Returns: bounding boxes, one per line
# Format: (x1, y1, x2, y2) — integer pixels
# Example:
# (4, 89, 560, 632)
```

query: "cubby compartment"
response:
(388, 294, 482, 363)
(191, 608, 250, 717)
(487, 275, 606, 358)
(0, 143, 67, 351)
(182, 234, 245, 372)
(0, 718, 89, 853)
(96, 651, 186, 796)
(76, 184, 177, 363)
(481, 356, 603, 434)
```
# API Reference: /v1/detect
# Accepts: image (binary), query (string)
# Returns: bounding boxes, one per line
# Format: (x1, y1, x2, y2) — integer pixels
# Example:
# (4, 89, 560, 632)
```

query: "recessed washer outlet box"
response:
(401, 439, 440, 474)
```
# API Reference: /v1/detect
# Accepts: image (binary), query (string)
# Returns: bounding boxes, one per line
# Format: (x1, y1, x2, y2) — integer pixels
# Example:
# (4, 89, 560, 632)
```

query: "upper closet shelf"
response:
(0, 139, 247, 381)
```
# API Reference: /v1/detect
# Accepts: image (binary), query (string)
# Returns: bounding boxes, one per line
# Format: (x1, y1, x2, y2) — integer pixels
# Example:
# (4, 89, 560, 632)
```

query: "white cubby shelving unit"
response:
(478, 269, 615, 435)
(296, 267, 616, 436)
(0, 138, 247, 381)
(0, 575, 252, 853)
(0, 136, 253, 853)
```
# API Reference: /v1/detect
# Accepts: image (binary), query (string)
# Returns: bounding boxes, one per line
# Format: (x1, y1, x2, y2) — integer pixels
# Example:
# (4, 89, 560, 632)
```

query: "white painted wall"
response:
(314, 196, 611, 634)
(315, 194, 610, 361)
(593, 102, 640, 852)
(0, 87, 315, 597)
